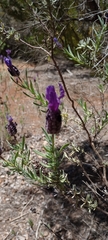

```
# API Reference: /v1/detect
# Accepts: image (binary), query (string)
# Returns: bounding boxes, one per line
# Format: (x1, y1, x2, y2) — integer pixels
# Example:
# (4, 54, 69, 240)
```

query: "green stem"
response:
(51, 133, 57, 172)
(52, 134, 55, 154)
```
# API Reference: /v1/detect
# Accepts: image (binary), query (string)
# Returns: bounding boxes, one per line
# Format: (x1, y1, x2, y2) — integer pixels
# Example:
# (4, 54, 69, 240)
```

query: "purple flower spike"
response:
(45, 84, 64, 134)
(4, 56, 20, 77)
(46, 84, 64, 111)
(6, 115, 17, 137)
(4, 50, 20, 77)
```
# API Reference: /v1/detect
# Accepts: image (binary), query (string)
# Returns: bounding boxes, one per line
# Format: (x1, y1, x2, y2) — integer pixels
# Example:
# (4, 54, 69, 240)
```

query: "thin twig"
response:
(103, 165, 108, 187)
(21, 196, 33, 214)
(20, 38, 51, 56)
(3, 232, 12, 240)
(43, 222, 62, 240)
(10, 212, 29, 223)
(35, 209, 43, 239)
(83, 180, 108, 205)
(93, 52, 108, 68)
(97, 206, 108, 216)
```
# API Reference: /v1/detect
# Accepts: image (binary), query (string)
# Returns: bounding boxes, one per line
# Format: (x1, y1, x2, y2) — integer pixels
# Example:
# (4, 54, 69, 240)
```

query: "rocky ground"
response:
(0, 59, 108, 240)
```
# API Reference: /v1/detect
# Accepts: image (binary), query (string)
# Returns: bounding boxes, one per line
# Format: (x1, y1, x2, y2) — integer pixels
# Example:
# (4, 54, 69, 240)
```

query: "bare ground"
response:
(0, 59, 108, 240)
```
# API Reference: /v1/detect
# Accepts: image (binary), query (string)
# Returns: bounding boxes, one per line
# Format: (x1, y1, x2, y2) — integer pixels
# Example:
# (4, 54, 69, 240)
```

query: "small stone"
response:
(42, 230, 49, 237)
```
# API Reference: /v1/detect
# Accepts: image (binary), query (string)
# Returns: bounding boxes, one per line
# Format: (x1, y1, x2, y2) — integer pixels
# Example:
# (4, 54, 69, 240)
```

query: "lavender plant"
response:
(0, 82, 68, 191)
(34, 84, 68, 190)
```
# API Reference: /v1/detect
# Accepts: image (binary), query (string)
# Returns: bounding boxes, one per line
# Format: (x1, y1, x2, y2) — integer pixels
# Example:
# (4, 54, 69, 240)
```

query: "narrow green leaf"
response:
(34, 149, 47, 158)
(30, 80, 36, 94)
(42, 128, 52, 144)
(23, 92, 35, 99)
(59, 143, 69, 153)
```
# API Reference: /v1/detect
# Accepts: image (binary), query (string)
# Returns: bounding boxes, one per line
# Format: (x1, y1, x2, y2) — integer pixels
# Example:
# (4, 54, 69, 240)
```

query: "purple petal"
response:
(0, 55, 3, 59)
(53, 37, 62, 48)
(4, 57, 12, 68)
(46, 85, 59, 111)
(7, 115, 13, 122)
(53, 37, 58, 43)
(58, 83, 65, 100)
(6, 49, 11, 55)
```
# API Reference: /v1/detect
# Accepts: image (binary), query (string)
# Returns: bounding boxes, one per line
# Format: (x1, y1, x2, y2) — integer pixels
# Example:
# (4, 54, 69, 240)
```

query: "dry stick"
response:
(20, 38, 51, 56)
(81, 162, 108, 207)
(83, 181, 108, 216)
(9, 212, 29, 223)
(43, 222, 62, 240)
(3, 232, 13, 240)
(80, 163, 99, 199)
(97, 206, 108, 216)
(21, 196, 33, 215)
(83, 179, 108, 205)
(51, 56, 108, 187)
(35, 209, 44, 240)
(83, 96, 101, 138)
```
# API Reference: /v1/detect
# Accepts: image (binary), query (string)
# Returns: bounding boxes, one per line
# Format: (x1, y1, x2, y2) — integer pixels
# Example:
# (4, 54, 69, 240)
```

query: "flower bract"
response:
(46, 83, 64, 111)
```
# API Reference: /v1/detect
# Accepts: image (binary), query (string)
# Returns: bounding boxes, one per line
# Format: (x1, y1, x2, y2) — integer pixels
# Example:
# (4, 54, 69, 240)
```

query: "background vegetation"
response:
(0, 0, 108, 62)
